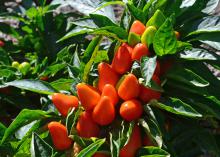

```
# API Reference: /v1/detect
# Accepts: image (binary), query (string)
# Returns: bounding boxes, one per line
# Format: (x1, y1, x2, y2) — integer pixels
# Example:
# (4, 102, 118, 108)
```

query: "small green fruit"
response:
(12, 61, 20, 69)
(146, 10, 166, 29)
(19, 62, 31, 75)
(128, 32, 141, 47)
(141, 26, 157, 47)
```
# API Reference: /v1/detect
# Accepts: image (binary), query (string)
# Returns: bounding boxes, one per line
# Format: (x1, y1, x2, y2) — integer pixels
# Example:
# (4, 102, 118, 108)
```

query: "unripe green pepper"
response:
(19, 62, 31, 75)
(128, 32, 141, 47)
(12, 61, 20, 69)
(146, 10, 165, 29)
(141, 26, 157, 47)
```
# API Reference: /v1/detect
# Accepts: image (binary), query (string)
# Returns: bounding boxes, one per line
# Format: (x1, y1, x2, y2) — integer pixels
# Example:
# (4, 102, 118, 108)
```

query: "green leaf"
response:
(143, 0, 168, 18)
(1, 109, 50, 144)
(0, 65, 17, 82)
(64, 0, 116, 21)
(127, 1, 146, 23)
(72, 18, 97, 29)
(83, 36, 103, 63)
(153, 16, 177, 56)
(3, 80, 57, 95)
(131, 61, 141, 77)
(151, 98, 202, 118)
(109, 121, 135, 157)
(179, 48, 219, 61)
(94, 50, 109, 63)
(202, 0, 219, 14)
(0, 49, 10, 65)
(57, 26, 91, 42)
(139, 118, 163, 148)
(71, 136, 100, 149)
(94, 1, 125, 16)
(137, 146, 170, 157)
(66, 108, 81, 135)
(166, 67, 210, 87)
(176, 0, 213, 26)
(42, 64, 66, 77)
(77, 139, 106, 157)
(82, 36, 102, 82)
(200, 40, 220, 51)
(90, 14, 117, 27)
(0, 123, 6, 140)
(186, 16, 220, 37)
(140, 56, 157, 85)
(50, 79, 74, 91)
(17, 120, 48, 149)
(91, 26, 128, 42)
(176, 41, 192, 52)
(30, 132, 53, 157)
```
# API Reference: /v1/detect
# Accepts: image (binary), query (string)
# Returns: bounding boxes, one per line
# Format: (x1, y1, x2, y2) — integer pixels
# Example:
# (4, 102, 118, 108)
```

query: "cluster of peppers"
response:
(47, 19, 179, 157)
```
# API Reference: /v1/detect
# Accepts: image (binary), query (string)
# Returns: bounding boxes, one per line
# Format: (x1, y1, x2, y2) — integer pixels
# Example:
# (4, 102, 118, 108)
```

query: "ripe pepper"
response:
(139, 75, 161, 103)
(101, 84, 119, 106)
(76, 83, 101, 111)
(120, 99, 143, 121)
(122, 43, 133, 56)
(48, 121, 72, 150)
(117, 73, 140, 100)
(98, 62, 119, 92)
(92, 96, 115, 126)
(129, 20, 146, 36)
(131, 43, 150, 61)
(51, 93, 79, 117)
(119, 125, 142, 157)
(111, 44, 132, 75)
(76, 111, 100, 138)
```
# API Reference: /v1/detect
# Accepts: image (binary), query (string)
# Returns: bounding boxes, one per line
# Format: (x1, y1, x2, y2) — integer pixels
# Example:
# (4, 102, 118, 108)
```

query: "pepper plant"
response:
(0, 0, 220, 157)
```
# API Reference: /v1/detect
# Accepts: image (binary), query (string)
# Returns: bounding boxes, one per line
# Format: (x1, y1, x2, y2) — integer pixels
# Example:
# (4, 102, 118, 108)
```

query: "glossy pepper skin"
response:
(120, 99, 143, 121)
(118, 74, 140, 100)
(119, 125, 142, 157)
(111, 44, 132, 75)
(52, 93, 79, 117)
(92, 96, 115, 126)
(98, 62, 119, 92)
(139, 75, 161, 103)
(129, 20, 146, 36)
(122, 43, 133, 56)
(76, 111, 100, 138)
(76, 83, 101, 111)
(48, 122, 72, 150)
(131, 43, 150, 61)
(101, 84, 119, 106)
